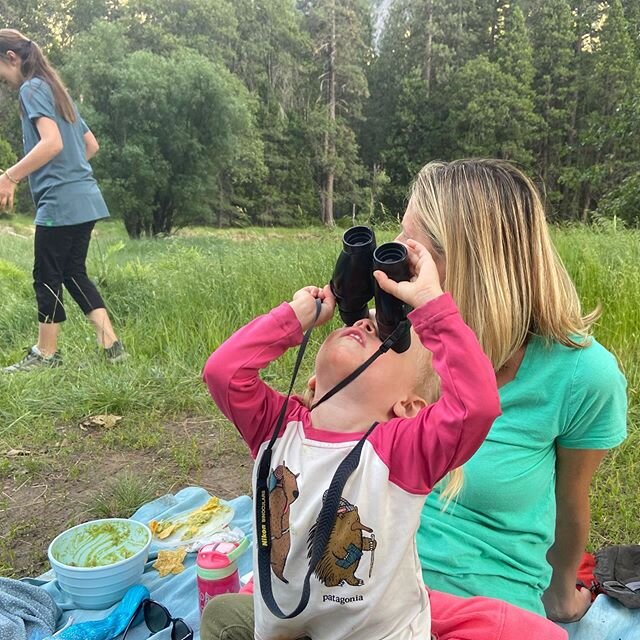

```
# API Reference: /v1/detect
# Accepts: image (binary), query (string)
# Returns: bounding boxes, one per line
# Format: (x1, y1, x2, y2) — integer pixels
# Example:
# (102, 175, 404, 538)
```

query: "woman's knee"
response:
(200, 593, 254, 640)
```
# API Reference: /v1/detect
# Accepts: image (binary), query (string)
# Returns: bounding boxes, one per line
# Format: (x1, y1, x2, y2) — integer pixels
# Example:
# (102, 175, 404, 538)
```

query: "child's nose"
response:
(354, 318, 376, 334)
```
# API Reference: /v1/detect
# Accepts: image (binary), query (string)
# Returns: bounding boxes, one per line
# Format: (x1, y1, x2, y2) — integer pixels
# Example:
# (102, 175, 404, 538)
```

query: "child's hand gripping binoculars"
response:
(330, 226, 411, 353)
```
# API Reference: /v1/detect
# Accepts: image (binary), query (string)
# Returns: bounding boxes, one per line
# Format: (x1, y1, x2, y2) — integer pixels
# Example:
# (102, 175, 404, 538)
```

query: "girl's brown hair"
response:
(0, 29, 76, 122)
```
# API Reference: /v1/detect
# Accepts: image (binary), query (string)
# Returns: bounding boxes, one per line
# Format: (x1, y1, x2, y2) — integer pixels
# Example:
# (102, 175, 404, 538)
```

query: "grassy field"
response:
(0, 215, 638, 576)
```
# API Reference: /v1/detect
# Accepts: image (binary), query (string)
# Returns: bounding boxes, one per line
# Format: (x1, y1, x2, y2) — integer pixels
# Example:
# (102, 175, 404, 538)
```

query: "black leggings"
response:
(33, 221, 106, 323)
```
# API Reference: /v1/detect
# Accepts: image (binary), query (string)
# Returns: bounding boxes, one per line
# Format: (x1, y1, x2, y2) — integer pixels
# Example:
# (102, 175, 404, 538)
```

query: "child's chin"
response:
(318, 351, 365, 380)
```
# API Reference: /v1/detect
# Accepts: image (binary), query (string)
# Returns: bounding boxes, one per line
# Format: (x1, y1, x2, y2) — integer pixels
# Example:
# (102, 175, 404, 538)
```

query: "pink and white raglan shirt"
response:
(204, 293, 501, 640)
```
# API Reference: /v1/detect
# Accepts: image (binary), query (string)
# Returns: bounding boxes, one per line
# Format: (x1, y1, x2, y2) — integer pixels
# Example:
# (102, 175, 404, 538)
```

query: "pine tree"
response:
(528, 0, 576, 204)
(365, 0, 484, 214)
(444, 55, 539, 166)
(227, 0, 317, 225)
(299, 0, 372, 225)
(494, 4, 534, 87)
(579, 0, 638, 218)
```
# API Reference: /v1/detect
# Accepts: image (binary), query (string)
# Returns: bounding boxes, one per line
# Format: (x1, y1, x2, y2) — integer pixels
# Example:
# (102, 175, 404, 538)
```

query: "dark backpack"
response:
(594, 544, 640, 608)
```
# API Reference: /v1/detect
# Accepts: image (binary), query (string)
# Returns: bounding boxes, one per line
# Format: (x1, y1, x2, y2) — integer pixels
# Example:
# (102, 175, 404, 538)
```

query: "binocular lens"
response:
(330, 226, 377, 326)
(372, 242, 411, 353)
(342, 226, 376, 252)
(373, 242, 407, 266)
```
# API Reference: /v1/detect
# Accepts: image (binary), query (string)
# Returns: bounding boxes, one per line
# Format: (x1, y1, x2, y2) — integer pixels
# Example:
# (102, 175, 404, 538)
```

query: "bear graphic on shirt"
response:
(268, 462, 300, 583)
(308, 494, 377, 588)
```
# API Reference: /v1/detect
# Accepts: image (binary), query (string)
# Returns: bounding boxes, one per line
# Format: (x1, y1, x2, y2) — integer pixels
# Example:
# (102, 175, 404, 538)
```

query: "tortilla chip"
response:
(153, 547, 187, 577)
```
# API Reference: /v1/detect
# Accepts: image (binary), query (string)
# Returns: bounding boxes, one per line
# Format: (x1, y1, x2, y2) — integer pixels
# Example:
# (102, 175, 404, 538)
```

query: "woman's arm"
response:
(84, 130, 100, 160)
(542, 446, 607, 622)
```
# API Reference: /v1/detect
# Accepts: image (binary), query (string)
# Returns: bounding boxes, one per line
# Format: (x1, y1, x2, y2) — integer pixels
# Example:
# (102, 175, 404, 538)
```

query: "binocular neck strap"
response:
(257, 299, 397, 620)
(310, 319, 410, 411)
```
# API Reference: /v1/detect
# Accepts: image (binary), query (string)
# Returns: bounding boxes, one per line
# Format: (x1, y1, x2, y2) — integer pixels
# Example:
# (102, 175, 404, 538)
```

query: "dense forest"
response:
(1, 0, 638, 237)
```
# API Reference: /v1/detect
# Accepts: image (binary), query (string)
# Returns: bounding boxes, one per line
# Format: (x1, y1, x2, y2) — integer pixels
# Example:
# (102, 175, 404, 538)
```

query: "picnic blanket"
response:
(31, 488, 253, 640)
(30, 487, 639, 639)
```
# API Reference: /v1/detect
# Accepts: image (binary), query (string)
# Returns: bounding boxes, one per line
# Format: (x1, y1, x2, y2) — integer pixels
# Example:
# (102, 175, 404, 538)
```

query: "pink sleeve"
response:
(369, 294, 501, 494)
(203, 303, 306, 457)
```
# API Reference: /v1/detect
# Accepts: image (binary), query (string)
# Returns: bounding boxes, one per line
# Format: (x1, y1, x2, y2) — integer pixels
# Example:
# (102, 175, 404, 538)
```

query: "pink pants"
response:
(239, 581, 567, 639)
(430, 589, 568, 640)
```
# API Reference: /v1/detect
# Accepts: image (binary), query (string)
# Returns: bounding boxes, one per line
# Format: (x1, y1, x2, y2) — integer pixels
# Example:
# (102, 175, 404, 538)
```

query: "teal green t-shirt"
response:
(19, 77, 109, 227)
(418, 335, 627, 616)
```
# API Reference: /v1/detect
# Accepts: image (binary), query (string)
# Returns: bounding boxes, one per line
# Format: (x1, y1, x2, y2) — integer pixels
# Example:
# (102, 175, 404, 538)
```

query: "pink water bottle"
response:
(196, 538, 248, 614)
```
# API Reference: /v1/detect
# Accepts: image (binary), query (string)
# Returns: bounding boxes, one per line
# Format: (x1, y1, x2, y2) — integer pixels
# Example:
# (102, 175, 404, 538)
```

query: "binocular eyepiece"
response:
(330, 226, 411, 353)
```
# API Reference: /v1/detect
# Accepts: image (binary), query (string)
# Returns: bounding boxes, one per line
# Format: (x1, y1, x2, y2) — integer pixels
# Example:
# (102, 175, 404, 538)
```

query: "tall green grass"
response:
(0, 217, 638, 545)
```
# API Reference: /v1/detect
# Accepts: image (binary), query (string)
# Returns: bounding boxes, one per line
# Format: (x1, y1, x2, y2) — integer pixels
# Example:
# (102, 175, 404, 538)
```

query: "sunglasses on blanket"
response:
(121, 599, 193, 640)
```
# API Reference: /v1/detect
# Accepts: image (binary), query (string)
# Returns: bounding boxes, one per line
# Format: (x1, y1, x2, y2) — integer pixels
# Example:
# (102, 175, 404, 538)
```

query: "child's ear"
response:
(307, 375, 317, 392)
(392, 394, 427, 418)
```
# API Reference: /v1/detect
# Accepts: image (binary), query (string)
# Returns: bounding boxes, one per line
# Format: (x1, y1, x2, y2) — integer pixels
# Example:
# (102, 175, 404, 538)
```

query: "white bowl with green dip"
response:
(47, 518, 152, 609)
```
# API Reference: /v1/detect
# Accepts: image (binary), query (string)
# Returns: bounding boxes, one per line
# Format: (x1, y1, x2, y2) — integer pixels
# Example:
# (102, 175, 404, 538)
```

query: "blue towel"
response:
(45, 585, 149, 640)
(0, 577, 59, 640)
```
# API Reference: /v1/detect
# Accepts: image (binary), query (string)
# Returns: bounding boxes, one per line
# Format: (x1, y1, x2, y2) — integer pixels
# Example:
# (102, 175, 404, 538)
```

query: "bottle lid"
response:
(197, 549, 235, 579)
(196, 537, 250, 578)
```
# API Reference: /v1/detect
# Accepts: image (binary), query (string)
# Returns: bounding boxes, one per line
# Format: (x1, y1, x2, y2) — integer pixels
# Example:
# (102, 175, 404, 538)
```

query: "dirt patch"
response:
(1, 416, 253, 579)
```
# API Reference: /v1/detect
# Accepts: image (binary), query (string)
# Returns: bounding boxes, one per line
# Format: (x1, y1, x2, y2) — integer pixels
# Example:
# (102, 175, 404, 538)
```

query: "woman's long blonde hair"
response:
(409, 159, 597, 506)
(409, 159, 597, 371)
(0, 29, 76, 122)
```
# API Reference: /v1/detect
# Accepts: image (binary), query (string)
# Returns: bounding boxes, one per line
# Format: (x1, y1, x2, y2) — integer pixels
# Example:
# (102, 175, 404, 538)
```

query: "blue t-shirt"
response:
(19, 77, 109, 227)
(417, 335, 627, 616)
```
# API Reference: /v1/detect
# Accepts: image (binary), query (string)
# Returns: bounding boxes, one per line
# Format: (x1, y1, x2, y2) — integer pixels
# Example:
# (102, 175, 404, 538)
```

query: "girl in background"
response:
(0, 29, 126, 372)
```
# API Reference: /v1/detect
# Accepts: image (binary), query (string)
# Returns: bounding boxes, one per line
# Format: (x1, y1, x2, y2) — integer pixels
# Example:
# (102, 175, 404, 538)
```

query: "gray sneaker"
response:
(3, 346, 63, 373)
(105, 340, 128, 364)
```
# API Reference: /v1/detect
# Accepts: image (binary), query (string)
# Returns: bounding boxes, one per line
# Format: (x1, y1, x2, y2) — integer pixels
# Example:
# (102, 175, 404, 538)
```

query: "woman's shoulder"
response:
(561, 335, 623, 387)
(532, 334, 622, 378)
(549, 336, 628, 447)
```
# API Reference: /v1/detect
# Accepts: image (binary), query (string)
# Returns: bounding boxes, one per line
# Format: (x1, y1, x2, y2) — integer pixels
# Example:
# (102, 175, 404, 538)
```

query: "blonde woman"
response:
(400, 159, 627, 623)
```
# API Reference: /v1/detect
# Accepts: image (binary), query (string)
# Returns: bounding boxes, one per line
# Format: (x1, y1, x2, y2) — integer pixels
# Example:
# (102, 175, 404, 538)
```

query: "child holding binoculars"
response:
(203, 238, 505, 640)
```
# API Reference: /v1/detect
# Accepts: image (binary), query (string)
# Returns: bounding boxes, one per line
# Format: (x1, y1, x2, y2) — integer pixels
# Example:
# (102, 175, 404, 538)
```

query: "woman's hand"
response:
(0, 173, 16, 211)
(373, 239, 443, 308)
(289, 285, 336, 332)
(542, 585, 592, 623)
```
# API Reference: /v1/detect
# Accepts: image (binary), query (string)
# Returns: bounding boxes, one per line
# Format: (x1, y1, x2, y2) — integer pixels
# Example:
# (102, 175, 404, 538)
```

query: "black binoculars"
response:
(330, 226, 411, 353)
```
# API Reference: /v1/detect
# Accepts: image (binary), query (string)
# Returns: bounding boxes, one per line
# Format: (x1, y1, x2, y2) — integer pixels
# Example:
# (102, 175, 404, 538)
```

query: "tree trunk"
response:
(322, 0, 336, 227)
(424, 0, 433, 98)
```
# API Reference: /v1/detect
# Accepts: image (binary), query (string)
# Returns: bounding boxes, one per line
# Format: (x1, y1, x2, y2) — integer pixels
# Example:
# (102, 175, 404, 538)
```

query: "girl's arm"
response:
(203, 304, 304, 457)
(0, 117, 62, 210)
(369, 294, 501, 493)
(203, 286, 334, 457)
(5, 117, 63, 182)
(84, 130, 100, 160)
